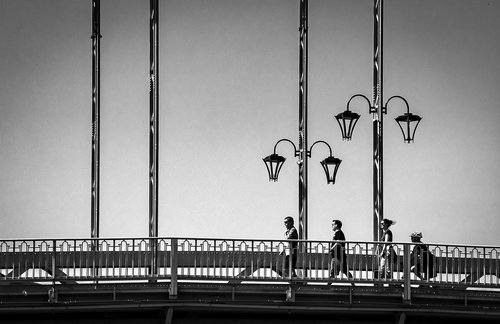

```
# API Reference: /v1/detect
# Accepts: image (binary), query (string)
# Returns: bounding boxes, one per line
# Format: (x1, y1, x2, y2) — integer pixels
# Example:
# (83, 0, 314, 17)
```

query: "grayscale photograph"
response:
(0, 0, 499, 323)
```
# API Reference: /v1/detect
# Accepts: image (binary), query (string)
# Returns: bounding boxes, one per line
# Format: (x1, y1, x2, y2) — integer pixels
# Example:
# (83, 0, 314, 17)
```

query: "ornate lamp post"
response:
(149, 0, 160, 277)
(91, 0, 101, 240)
(263, 0, 341, 240)
(149, 0, 159, 240)
(334, 0, 422, 241)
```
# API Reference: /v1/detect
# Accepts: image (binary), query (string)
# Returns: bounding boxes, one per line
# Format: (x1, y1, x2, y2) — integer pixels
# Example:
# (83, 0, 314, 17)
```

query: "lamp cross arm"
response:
(307, 140, 333, 158)
(384, 95, 410, 114)
(347, 94, 374, 114)
(273, 138, 299, 157)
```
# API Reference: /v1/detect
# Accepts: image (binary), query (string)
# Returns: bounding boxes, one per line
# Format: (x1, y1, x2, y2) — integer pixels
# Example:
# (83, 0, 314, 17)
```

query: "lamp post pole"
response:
(372, 0, 384, 242)
(149, 0, 159, 239)
(298, 0, 309, 240)
(335, 1, 422, 242)
(149, 0, 160, 277)
(91, 0, 101, 240)
(264, 0, 342, 241)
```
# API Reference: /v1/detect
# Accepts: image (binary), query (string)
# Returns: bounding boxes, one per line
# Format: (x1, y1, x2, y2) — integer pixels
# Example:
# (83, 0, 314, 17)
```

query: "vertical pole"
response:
(298, 0, 308, 240)
(372, 0, 383, 242)
(149, 0, 159, 239)
(149, 0, 160, 277)
(91, 0, 101, 240)
(403, 243, 411, 302)
(169, 238, 178, 299)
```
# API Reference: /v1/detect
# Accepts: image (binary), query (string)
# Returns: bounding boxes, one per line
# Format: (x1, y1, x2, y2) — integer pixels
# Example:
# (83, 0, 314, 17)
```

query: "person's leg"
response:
(339, 254, 351, 279)
(291, 253, 297, 277)
(387, 258, 393, 279)
(378, 256, 387, 279)
(330, 258, 340, 277)
(282, 255, 290, 277)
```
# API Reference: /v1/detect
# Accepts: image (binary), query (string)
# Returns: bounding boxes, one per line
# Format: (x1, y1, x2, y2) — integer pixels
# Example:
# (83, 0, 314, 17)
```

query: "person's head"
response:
(284, 216, 294, 229)
(380, 218, 395, 229)
(410, 231, 423, 242)
(332, 219, 342, 230)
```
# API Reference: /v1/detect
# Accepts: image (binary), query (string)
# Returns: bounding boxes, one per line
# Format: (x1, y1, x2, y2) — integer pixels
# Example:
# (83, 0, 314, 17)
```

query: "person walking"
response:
(378, 218, 397, 279)
(279, 216, 298, 278)
(409, 231, 436, 280)
(329, 220, 353, 279)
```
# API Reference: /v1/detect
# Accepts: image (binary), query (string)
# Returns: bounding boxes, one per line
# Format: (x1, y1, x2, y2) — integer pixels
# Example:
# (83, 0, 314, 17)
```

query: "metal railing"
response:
(1, 237, 499, 290)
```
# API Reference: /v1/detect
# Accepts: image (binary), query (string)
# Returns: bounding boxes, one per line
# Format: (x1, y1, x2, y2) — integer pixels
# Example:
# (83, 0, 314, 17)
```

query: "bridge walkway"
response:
(1, 237, 499, 323)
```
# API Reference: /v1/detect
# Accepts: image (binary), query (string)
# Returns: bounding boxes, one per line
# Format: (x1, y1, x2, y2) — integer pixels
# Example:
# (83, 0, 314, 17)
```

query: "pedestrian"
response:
(410, 231, 436, 280)
(378, 218, 397, 279)
(329, 220, 353, 279)
(279, 216, 298, 278)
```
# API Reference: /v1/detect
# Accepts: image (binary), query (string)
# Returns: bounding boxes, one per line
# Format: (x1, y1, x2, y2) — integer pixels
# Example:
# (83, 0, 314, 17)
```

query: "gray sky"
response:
(1, 0, 499, 246)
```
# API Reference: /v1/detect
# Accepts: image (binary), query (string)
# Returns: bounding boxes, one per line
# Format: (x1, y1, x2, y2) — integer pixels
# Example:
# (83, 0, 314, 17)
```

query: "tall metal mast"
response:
(298, 0, 309, 240)
(91, 0, 101, 239)
(372, 0, 384, 241)
(149, 0, 160, 239)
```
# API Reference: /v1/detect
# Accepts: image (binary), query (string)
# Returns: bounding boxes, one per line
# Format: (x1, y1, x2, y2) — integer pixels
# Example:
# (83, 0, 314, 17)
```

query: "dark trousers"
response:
(279, 253, 297, 277)
(330, 253, 352, 278)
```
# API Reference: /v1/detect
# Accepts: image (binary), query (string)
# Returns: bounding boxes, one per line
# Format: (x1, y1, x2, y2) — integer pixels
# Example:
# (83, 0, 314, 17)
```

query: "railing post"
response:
(92, 238, 99, 283)
(169, 238, 178, 299)
(52, 240, 57, 283)
(149, 238, 158, 280)
(403, 243, 411, 303)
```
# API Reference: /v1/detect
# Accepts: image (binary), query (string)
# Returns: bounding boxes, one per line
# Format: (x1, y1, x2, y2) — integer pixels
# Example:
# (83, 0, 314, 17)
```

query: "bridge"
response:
(1, 237, 499, 323)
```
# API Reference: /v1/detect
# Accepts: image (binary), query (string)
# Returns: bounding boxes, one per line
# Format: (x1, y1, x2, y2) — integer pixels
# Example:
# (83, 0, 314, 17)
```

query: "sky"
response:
(0, 0, 499, 246)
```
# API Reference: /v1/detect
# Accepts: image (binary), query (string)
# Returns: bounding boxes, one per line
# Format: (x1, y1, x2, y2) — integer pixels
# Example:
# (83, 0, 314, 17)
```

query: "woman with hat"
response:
(410, 231, 436, 280)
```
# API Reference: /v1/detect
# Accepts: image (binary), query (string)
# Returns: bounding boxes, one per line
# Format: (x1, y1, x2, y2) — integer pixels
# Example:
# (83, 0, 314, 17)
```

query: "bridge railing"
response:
(0, 237, 499, 289)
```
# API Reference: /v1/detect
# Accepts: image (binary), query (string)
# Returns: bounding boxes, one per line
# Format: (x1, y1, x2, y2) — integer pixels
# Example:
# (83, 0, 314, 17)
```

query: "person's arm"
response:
(281, 228, 298, 255)
(289, 228, 298, 251)
(330, 232, 342, 255)
(410, 245, 418, 267)
(380, 232, 390, 256)
(330, 242, 340, 256)
(279, 231, 287, 255)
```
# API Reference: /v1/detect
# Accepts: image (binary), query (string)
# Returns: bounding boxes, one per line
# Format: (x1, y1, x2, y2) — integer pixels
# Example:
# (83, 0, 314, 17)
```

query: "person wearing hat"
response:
(410, 231, 436, 280)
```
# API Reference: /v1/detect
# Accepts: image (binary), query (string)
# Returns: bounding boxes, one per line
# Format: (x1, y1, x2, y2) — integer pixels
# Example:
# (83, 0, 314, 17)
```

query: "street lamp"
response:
(262, 0, 341, 241)
(334, 95, 365, 141)
(336, 94, 422, 143)
(263, 139, 342, 184)
(334, 0, 423, 241)
(392, 96, 422, 143)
